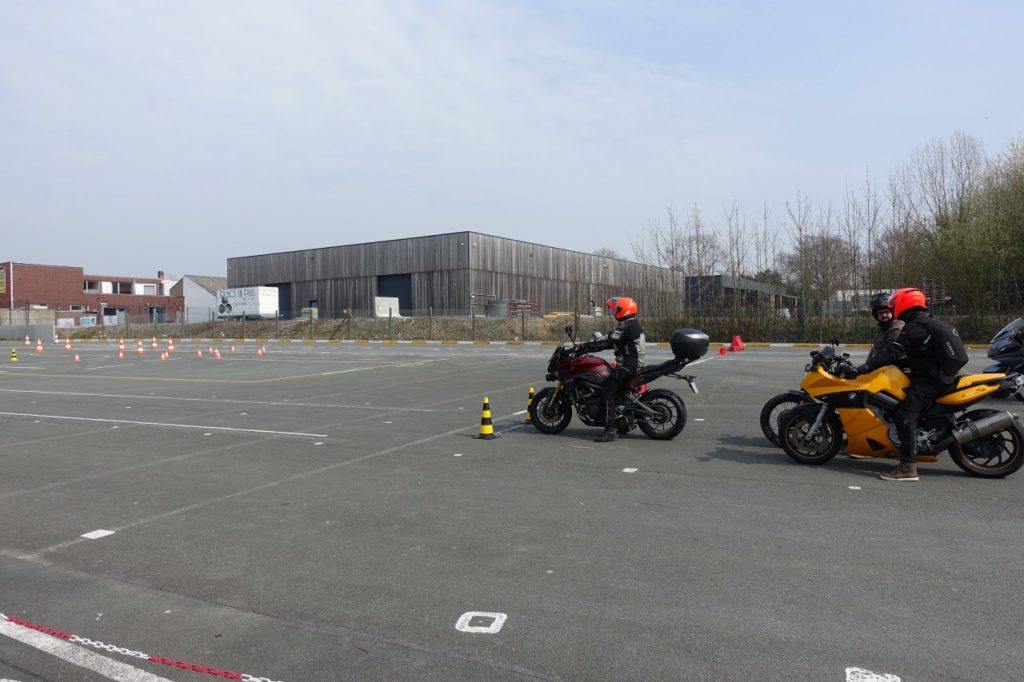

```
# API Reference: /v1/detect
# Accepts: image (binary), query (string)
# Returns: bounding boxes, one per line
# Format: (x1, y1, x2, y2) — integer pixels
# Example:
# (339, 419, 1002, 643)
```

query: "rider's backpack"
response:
(921, 316, 969, 376)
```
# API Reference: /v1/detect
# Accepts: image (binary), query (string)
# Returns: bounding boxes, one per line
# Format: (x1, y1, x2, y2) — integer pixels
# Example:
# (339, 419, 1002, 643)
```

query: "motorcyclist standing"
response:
(856, 288, 968, 482)
(579, 297, 646, 443)
(866, 292, 904, 366)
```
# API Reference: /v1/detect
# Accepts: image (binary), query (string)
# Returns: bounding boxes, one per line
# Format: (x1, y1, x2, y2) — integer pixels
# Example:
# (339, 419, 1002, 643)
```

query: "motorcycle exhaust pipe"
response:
(951, 411, 1019, 446)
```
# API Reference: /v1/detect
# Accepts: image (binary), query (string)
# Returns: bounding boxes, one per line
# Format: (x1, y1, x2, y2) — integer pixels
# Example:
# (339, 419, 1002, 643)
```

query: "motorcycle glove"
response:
(855, 363, 871, 375)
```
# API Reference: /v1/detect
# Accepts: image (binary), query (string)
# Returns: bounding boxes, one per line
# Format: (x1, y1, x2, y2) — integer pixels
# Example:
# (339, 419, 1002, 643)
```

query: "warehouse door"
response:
(377, 274, 412, 313)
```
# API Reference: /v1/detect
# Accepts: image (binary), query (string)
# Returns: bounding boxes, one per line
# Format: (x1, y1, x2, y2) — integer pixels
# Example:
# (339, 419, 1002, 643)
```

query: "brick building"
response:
(0, 261, 184, 328)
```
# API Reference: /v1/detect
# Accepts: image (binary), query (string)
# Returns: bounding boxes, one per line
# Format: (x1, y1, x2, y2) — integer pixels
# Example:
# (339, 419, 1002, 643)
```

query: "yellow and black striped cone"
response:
(524, 386, 534, 423)
(9, 348, 17, 363)
(477, 396, 500, 440)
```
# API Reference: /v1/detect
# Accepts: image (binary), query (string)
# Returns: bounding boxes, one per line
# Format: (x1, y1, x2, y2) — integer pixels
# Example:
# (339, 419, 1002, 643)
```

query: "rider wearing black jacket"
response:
(579, 297, 646, 442)
(857, 288, 967, 482)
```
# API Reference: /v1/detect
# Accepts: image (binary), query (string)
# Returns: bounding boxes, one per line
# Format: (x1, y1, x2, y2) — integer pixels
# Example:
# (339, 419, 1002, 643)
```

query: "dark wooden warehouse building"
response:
(226, 232, 682, 318)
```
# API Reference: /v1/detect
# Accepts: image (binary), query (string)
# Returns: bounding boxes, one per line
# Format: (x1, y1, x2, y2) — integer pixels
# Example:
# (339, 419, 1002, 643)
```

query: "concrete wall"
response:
(0, 324, 54, 341)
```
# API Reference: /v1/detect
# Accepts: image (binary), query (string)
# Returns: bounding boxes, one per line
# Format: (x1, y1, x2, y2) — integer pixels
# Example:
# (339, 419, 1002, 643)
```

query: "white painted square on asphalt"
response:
(81, 529, 115, 540)
(455, 611, 507, 633)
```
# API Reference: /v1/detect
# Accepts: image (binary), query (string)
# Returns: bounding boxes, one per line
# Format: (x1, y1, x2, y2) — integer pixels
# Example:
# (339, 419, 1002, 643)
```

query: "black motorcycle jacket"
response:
(862, 310, 961, 383)
(586, 317, 646, 374)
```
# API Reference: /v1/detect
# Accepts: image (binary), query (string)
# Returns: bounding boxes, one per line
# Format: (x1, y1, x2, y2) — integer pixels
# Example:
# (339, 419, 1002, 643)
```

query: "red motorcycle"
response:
(528, 326, 709, 439)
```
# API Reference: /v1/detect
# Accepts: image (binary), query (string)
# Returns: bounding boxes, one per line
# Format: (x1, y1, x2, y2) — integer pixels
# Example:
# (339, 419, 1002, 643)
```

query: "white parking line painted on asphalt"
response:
(845, 667, 900, 681)
(0, 412, 327, 438)
(455, 611, 507, 634)
(622, 468, 638, 473)
(0, 619, 173, 682)
(81, 530, 115, 540)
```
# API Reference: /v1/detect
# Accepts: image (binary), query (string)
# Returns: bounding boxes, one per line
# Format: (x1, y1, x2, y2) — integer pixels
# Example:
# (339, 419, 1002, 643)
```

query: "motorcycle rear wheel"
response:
(759, 393, 807, 446)
(948, 409, 1024, 478)
(528, 387, 572, 434)
(779, 409, 843, 465)
(636, 389, 686, 440)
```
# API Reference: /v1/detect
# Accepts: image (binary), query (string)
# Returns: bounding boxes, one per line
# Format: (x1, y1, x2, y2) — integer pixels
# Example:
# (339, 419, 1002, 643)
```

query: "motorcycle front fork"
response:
(801, 404, 830, 443)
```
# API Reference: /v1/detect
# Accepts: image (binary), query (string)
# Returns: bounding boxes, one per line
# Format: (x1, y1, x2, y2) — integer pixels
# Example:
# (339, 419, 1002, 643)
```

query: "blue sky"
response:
(1, 0, 1021, 278)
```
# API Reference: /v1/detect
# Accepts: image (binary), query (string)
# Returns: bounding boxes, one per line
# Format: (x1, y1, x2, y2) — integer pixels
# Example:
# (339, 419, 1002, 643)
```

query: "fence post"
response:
(180, 309, 185, 338)
(308, 308, 314, 340)
(428, 307, 433, 341)
(522, 312, 526, 341)
(275, 311, 279, 339)
(241, 314, 246, 340)
(471, 310, 476, 341)
(388, 308, 393, 340)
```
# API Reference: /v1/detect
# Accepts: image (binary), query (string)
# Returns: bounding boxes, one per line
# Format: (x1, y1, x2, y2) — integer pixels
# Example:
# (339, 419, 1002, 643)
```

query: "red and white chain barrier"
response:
(0, 611, 283, 682)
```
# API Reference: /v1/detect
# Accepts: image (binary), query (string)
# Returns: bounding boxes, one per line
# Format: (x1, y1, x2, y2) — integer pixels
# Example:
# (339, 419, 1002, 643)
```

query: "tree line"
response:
(604, 132, 1024, 342)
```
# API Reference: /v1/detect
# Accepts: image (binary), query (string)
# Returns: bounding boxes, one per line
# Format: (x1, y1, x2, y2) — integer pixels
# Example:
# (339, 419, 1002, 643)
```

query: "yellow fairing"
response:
(799, 365, 910, 398)
(936, 373, 1006, 405)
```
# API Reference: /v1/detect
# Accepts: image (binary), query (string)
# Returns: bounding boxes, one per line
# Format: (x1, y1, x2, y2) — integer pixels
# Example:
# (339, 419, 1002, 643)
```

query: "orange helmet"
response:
(607, 296, 638, 320)
(889, 287, 927, 319)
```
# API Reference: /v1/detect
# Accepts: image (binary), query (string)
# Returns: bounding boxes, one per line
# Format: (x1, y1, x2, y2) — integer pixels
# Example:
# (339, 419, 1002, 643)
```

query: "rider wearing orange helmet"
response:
(856, 287, 968, 481)
(580, 296, 646, 442)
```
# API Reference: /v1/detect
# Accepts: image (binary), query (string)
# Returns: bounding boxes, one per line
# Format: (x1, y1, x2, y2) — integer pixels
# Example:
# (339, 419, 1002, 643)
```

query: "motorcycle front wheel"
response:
(948, 409, 1024, 478)
(637, 388, 686, 440)
(528, 387, 572, 434)
(759, 393, 807, 446)
(779, 408, 843, 465)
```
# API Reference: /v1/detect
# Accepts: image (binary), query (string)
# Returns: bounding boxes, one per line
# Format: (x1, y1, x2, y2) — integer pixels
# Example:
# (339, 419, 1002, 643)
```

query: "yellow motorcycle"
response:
(778, 345, 1024, 477)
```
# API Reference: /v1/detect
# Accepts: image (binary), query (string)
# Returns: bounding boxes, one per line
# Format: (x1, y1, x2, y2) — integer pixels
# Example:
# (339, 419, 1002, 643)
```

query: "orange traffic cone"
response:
(118, 338, 125, 352)
(718, 345, 727, 356)
(168, 339, 175, 353)
(151, 336, 158, 349)
(160, 352, 168, 361)
(728, 335, 746, 352)
(197, 350, 203, 358)
(230, 345, 236, 353)
(214, 349, 222, 359)
(476, 396, 500, 440)
(74, 353, 80, 363)
(24, 335, 30, 346)
(118, 349, 125, 360)
(35, 338, 43, 353)
(64, 339, 72, 351)
(137, 340, 145, 355)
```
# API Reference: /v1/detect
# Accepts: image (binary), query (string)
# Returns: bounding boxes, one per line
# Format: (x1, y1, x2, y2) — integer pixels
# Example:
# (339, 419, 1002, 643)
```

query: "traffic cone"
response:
(476, 396, 499, 440)
(10, 349, 17, 362)
(160, 352, 168, 361)
(728, 335, 746, 352)
(167, 339, 175, 353)
(230, 345, 236, 353)
(24, 336, 30, 346)
(64, 338, 72, 351)
(118, 338, 125, 352)
(35, 339, 43, 353)
(118, 349, 125, 360)
(256, 348, 263, 356)
(197, 350, 203, 358)
(214, 349, 221, 359)
(525, 387, 534, 423)
(718, 345, 727, 356)
(74, 353, 80, 363)
(137, 340, 144, 355)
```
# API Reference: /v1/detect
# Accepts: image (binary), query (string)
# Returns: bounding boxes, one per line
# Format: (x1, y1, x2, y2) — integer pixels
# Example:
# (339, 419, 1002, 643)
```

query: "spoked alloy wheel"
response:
(779, 408, 843, 465)
(528, 387, 572, 434)
(949, 409, 1024, 478)
(759, 393, 807, 446)
(637, 389, 686, 440)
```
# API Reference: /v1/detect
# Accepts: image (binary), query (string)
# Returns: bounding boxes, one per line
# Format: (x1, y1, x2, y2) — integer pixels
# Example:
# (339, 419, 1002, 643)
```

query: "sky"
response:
(1, 0, 1022, 280)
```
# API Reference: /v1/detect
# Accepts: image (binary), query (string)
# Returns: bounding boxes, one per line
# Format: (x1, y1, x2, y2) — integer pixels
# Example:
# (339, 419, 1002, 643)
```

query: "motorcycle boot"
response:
(594, 427, 618, 443)
(880, 462, 919, 482)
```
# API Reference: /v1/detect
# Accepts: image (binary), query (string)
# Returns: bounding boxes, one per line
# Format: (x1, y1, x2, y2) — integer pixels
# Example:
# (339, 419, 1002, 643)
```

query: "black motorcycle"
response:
(985, 317, 1024, 376)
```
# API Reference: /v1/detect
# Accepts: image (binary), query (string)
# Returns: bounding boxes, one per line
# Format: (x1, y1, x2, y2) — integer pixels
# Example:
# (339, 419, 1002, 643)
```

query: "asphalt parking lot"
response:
(1, 340, 1022, 681)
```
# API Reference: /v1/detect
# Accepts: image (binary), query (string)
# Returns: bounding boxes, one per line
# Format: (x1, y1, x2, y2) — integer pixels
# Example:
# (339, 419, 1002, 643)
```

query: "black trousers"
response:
(891, 375, 950, 464)
(601, 365, 636, 428)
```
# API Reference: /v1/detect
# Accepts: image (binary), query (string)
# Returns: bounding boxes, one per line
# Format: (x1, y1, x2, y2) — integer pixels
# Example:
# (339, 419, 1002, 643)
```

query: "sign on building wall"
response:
(0, 266, 5, 294)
